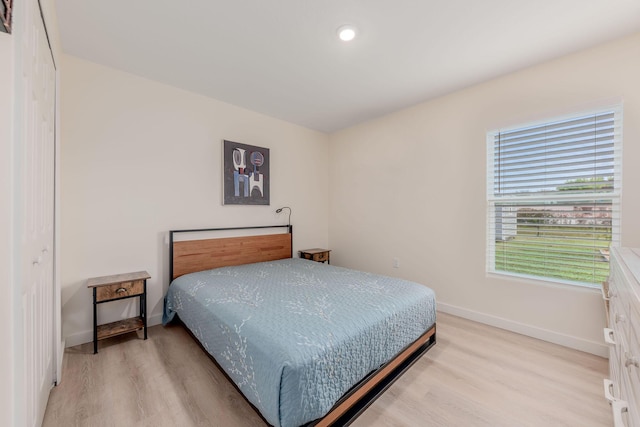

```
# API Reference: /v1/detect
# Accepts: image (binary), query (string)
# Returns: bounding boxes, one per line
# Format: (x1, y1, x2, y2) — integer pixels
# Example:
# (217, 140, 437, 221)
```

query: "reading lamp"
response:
(276, 206, 292, 226)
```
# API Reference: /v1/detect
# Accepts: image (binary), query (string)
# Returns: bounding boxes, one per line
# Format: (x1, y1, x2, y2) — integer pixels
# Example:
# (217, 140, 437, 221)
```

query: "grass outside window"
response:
(494, 225, 611, 285)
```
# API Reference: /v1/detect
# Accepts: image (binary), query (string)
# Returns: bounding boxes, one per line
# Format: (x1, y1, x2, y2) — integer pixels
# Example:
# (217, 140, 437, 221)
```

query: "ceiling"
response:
(55, 0, 640, 133)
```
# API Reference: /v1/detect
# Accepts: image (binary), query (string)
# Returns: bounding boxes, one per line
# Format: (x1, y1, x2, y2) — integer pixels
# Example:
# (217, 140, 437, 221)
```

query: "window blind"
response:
(487, 107, 622, 287)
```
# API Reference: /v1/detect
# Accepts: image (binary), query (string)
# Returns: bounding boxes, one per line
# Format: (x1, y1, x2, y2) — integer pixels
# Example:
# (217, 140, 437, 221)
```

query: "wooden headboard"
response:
(169, 225, 293, 281)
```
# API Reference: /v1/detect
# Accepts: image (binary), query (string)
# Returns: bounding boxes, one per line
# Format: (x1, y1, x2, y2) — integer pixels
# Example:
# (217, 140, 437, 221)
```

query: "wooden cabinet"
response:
(299, 248, 331, 264)
(87, 271, 150, 354)
(604, 247, 640, 426)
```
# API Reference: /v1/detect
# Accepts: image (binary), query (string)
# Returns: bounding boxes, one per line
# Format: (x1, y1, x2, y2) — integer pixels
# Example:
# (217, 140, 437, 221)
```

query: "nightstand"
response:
(299, 248, 331, 264)
(87, 271, 150, 354)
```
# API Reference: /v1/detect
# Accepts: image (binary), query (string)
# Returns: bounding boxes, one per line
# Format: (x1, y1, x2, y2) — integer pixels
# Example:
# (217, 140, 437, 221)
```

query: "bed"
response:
(163, 225, 436, 427)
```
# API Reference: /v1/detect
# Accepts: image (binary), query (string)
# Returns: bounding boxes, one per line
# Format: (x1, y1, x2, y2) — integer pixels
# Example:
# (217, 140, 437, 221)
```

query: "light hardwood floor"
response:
(43, 312, 612, 426)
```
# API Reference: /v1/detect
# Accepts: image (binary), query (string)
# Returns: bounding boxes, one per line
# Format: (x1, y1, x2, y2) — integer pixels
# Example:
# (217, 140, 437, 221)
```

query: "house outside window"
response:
(486, 107, 622, 287)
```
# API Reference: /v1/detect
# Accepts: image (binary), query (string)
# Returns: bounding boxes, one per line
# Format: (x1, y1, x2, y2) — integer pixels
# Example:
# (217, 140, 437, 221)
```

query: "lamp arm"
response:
(275, 206, 292, 226)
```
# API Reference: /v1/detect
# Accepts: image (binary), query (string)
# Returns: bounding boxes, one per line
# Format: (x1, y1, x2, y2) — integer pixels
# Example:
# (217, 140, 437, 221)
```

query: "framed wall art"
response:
(1, 0, 13, 33)
(222, 140, 270, 205)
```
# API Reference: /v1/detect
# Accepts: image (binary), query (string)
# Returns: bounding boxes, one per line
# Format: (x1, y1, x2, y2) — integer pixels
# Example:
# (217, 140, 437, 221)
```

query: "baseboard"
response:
(64, 313, 164, 348)
(437, 302, 608, 358)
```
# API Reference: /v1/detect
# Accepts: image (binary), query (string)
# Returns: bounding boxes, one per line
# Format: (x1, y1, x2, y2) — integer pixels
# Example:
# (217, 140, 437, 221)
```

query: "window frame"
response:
(486, 106, 622, 288)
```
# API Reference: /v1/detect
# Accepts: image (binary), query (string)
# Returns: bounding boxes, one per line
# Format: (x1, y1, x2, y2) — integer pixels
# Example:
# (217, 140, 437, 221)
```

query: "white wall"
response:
(60, 55, 330, 347)
(328, 32, 640, 356)
(0, 31, 15, 427)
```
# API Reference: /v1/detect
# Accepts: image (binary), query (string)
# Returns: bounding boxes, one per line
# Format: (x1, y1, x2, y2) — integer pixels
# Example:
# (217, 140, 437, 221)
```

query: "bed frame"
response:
(168, 225, 436, 426)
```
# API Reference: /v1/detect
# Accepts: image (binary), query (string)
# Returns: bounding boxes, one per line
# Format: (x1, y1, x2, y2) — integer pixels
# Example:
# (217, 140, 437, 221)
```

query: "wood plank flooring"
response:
(43, 312, 612, 426)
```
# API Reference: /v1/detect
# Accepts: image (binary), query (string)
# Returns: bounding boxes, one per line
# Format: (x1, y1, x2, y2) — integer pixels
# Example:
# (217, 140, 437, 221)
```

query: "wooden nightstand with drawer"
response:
(299, 248, 331, 264)
(87, 271, 150, 354)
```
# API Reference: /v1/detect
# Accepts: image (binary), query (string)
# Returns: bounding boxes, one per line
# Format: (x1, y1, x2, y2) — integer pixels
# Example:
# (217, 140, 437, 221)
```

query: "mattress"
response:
(163, 258, 436, 427)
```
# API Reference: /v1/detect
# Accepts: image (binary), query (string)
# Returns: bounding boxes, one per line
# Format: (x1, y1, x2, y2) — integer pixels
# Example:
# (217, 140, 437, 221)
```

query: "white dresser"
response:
(604, 247, 640, 426)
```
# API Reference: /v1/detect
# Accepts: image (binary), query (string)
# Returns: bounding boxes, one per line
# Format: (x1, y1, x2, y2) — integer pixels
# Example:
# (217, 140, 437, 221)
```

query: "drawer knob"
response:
(604, 328, 617, 346)
(603, 379, 616, 402)
(115, 287, 127, 294)
(625, 355, 639, 368)
(612, 400, 629, 427)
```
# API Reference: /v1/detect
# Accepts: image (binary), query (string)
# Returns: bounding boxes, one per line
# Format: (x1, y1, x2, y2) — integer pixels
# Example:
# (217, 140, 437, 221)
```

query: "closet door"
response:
(18, 0, 56, 425)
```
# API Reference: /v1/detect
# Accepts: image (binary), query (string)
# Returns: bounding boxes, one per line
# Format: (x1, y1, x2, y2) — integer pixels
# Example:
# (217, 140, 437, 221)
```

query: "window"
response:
(487, 107, 622, 287)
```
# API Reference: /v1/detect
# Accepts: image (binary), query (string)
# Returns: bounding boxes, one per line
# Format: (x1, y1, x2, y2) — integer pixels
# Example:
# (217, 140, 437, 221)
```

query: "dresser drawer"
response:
(620, 372, 640, 427)
(95, 279, 144, 302)
(628, 303, 640, 389)
(608, 334, 623, 399)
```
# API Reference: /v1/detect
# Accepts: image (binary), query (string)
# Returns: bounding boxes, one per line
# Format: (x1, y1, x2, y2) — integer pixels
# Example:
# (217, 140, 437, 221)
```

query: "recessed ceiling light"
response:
(337, 25, 357, 42)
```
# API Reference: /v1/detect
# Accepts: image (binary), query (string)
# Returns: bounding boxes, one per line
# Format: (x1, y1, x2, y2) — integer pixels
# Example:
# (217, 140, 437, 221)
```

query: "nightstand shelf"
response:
(299, 248, 331, 264)
(96, 317, 145, 341)
(87, 270, 150, 354)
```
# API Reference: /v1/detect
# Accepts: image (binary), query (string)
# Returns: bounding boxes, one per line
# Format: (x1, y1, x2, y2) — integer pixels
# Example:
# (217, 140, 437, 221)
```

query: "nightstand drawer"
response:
(96, 279, 144, 302)
(313, 252, 329, 262)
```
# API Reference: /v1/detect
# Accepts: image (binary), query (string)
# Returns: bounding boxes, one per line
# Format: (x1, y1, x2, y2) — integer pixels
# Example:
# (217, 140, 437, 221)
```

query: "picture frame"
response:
(1, 0, 13, 34)
(222, 140, 270, 205)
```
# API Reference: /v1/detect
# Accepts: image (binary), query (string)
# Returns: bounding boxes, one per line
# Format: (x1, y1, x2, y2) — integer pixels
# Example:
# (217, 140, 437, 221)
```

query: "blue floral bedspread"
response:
(163, 258, 436, 427)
